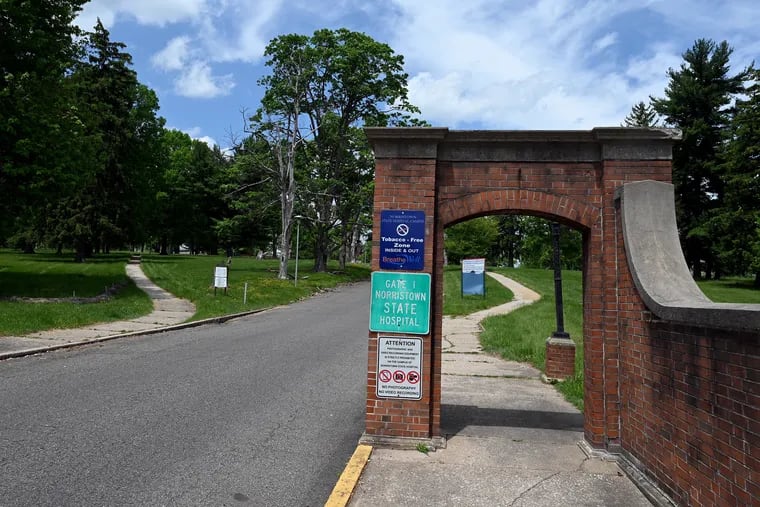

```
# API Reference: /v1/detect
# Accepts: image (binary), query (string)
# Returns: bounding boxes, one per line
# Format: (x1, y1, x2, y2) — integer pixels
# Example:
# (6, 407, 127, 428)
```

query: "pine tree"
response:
(50, 20, 166, 260)
(0, 0, 90, 248)
(622, 101, 659, 127)
(709, 68, 760, 285)
(651, 39, 751, 278)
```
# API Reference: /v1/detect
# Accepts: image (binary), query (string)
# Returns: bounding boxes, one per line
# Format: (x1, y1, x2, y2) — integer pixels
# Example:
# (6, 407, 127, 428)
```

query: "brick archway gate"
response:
(362, 127, 676, 451)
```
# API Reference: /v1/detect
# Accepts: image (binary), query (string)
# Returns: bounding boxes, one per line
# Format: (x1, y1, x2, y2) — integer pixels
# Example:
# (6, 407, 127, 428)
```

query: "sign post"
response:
(370, 272, 431, 335)
(461, 258, 486, 297)
(214, 265, 228, 295)
(376, 336, 422, 400)
(379, 210, 425, 271)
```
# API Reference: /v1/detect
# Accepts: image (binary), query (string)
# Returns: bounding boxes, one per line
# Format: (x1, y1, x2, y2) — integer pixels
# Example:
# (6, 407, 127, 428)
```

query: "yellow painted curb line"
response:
(324, 444, 373, 507)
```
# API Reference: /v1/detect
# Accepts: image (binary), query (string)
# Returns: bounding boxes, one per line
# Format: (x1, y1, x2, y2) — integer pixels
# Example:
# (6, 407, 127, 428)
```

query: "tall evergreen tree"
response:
(494, 216, 523, 267)
(651, 39, 751, 278)
(215, 134, 280, 257)
(709, 68, 760, 285)
(622, 101, 659, 127)
(0, 0, 91, 248)
(49, 20, 166, 260)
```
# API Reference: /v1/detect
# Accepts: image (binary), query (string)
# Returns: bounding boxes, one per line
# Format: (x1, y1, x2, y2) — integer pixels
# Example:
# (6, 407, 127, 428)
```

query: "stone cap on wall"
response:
(364, 127, 680, 161)
(618, 179, 760, 332)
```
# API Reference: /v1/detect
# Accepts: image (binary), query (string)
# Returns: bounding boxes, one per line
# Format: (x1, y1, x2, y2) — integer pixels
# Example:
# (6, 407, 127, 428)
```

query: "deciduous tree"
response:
(256, 28, 420, 276)
(445, 217, 500, 265)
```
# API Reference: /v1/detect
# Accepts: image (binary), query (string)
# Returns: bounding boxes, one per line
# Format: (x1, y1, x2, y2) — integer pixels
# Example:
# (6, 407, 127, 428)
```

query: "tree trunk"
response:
(74, 240, 88, 263)
(313, 223, 330, 272)
(754, 272, 760, 289)
(349, 223, 361, 264)
(338, 223, 349, 270)
(277, 189, 294, 280)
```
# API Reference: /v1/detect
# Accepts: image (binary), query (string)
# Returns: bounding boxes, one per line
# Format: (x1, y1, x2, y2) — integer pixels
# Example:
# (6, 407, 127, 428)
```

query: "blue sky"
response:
(76, 0, 760, 150)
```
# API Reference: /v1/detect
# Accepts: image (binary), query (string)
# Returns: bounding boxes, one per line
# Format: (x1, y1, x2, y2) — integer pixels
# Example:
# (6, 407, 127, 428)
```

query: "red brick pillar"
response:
(545, 337, 576, 380)
(361, 128, 447, 446)
(587, 128, 675, 451)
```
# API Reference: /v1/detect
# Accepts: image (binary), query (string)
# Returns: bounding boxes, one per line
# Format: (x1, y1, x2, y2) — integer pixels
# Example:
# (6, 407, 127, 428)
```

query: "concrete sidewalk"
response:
(345, 273, 655, 507)
(0, 263, 195, 358)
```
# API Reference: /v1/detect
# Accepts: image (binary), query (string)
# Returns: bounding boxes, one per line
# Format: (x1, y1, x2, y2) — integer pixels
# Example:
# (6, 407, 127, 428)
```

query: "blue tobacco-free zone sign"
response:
(379, 210, 425, 270)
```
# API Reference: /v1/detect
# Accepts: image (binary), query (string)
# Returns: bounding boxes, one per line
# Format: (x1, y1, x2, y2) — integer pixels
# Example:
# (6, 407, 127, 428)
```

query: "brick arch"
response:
(440, 189, 600, 230)
(363, 127, 676, 458)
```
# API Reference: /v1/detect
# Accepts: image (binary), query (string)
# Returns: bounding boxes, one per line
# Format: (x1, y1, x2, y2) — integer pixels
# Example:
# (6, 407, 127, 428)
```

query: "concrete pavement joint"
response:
(442, 372, 539, 380)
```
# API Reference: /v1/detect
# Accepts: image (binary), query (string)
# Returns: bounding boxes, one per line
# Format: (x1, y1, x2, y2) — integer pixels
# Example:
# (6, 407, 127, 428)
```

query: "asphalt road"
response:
(0, 281, 370, 507)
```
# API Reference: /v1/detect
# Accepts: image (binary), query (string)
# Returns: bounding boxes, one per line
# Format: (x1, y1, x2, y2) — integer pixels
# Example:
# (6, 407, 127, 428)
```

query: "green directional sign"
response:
(370, 272, 431, 335)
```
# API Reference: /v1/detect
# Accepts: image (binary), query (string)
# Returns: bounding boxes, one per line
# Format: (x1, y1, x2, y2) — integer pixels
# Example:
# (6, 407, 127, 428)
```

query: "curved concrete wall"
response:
(618, 180, 760, 331)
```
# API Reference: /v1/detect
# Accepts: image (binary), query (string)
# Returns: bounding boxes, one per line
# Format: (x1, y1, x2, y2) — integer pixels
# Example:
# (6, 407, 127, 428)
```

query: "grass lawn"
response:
(0, 250, 152, 335)
(476, 269, 760, 411)
(0, 250, 371, 336)
(480, 267, 585, 409)
(442, 265, 514, 316)
(140, 254, 371, 321)
(697, 277, 760, 303)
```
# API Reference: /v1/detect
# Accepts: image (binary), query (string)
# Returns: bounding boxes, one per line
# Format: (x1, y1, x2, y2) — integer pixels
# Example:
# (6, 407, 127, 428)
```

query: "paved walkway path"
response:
(350, 273, 654, 507)
(0, 264, 195, 355)
(441, 272, 542, 378)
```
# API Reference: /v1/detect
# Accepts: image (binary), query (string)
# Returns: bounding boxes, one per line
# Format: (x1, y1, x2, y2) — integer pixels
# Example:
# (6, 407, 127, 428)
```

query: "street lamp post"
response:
(551, 222, 569, 339)
(293, 215, 304, 286)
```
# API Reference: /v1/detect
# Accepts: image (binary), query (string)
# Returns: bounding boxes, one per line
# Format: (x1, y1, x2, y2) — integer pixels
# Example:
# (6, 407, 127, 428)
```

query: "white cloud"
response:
(78, 0, 760, 141)
(151, 36, 192, 71)
(152, 37, 235, 100)
(197, 0, 283, 63)
(383, 0, 680, 129)
(174, 61, 235, 98)
(592, 32, 618, 54)
(196, 135, 218, 148)
(181, 127, 219, 149)
(77, 0, 208, 29)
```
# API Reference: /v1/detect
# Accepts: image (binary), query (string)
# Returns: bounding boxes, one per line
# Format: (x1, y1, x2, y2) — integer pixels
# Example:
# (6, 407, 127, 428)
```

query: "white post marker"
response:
(376, 336, 422, 400)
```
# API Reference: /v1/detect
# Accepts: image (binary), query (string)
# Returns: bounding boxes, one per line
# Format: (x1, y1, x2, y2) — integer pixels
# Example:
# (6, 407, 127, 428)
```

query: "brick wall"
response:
(615, 193, 760, 506)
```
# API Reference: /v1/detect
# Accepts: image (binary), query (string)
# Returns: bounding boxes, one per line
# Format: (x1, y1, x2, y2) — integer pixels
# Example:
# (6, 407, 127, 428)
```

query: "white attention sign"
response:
(214, 266, 228, 288)
(376, 336, 422, 400)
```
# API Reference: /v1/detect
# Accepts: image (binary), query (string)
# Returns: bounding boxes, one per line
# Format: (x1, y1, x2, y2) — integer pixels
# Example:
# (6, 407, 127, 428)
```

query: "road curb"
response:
(0, 307, 276, 361)
(325, 444, 372, 507)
